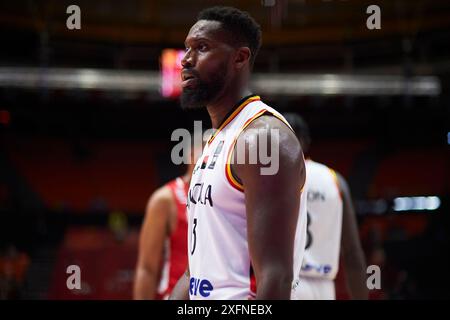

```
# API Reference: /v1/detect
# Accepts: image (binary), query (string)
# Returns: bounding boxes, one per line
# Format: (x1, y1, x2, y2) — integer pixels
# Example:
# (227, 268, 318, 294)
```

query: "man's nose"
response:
(181, 49, 194, 68)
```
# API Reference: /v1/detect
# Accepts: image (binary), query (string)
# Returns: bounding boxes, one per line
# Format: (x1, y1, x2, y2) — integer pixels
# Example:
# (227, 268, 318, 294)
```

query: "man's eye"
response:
(198, 44, 208, 51)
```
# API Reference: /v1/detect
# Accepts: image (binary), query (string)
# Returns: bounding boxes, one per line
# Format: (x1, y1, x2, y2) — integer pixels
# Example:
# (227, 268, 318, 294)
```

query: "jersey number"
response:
(305, 212, 313, 250)
(190, 218, 197, 255)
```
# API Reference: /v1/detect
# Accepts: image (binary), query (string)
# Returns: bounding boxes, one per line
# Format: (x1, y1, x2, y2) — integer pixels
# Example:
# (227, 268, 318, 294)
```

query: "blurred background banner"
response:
(0, 67, 441, 96)
(0, 0, 449, 300)
(161, 49, 185, 98)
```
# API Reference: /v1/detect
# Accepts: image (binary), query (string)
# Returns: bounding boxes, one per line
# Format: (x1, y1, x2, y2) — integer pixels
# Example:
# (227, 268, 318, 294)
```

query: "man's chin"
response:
(180, 90, 207, 110)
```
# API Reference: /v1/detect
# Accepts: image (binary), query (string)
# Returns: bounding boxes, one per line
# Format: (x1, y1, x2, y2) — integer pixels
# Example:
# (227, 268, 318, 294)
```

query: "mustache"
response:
(181, 68, 201, 79)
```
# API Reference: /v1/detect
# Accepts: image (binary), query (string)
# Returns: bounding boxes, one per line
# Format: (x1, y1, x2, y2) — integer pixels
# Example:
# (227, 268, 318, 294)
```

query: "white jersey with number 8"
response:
(299, 159, 343, 281)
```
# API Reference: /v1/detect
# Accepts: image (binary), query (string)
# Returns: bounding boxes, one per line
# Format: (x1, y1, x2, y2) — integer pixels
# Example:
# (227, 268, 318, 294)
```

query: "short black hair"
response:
(283, 113, 311, 153)
(197, 6, 262, 67)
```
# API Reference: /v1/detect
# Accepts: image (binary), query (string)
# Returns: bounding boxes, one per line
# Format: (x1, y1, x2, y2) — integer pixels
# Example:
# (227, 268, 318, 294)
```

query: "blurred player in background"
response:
(284, 113, 368, 300)
(133, 138, 203, 300)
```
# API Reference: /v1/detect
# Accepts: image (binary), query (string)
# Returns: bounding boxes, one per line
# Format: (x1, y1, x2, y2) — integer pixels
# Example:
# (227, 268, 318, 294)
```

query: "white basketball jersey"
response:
(187, 95, 307, 300)
(300, 159, 343, 280)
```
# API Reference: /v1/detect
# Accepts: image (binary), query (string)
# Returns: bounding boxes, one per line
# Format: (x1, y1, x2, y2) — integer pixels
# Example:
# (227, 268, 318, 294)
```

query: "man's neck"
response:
(206, 88, 252, 129)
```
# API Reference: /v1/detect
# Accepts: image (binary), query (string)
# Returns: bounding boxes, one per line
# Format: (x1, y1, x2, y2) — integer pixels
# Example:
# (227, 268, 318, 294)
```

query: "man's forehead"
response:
(186, 20, 227, 42)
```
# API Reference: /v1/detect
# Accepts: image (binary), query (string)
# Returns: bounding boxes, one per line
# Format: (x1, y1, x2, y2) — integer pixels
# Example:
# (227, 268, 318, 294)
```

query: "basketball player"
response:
(284, 113, 368, 300)
(133, 141, 202, 300)
(170, 6, 307, 300)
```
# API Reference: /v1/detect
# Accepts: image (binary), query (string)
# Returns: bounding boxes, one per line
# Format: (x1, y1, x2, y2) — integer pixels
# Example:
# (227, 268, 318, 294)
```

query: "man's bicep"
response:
(137, 189, 172, 268)
(244, 171, 302, 271)
(337, 173, 368, 299)
(338, 174, 361, 253)
(236, 122, 304, 276)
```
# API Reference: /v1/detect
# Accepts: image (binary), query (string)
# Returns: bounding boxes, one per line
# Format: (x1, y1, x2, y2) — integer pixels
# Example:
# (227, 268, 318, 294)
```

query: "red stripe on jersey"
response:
(250, 263, 257, 298)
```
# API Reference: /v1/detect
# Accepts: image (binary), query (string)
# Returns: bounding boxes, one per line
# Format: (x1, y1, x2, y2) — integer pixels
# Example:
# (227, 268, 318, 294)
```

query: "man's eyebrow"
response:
(185, 37, 212, 46)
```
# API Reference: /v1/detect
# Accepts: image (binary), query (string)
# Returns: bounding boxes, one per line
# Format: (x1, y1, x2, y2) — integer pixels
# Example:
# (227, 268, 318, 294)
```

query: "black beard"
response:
(180, 82, 213, 110)
(180, 67, 227, 110)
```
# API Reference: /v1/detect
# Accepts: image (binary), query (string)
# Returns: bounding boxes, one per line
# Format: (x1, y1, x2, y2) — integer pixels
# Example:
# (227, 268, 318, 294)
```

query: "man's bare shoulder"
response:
(146, 184, 174, 209)
(244, 113, 292, 131)
(238, 114, 302, 161)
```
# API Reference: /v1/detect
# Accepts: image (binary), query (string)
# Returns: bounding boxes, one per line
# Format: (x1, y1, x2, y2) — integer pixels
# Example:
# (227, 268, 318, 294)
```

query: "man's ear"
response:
(235, 47, 251, 69)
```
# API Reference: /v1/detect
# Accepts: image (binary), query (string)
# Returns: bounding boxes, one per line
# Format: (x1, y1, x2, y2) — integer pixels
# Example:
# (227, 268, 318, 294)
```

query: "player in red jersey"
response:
(133, 140, 202, 299)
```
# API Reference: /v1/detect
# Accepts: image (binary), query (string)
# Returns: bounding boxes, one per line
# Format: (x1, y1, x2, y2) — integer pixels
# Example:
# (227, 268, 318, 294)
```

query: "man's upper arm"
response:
(136, 187, 174, 272)
(232, 115, 305, 297)
(338, 173, 362, 255)
(337, 172, 368, 299)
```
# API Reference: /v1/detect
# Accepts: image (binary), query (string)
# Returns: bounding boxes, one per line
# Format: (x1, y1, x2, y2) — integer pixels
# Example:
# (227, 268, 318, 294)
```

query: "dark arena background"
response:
(0, 0, 449, 300)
